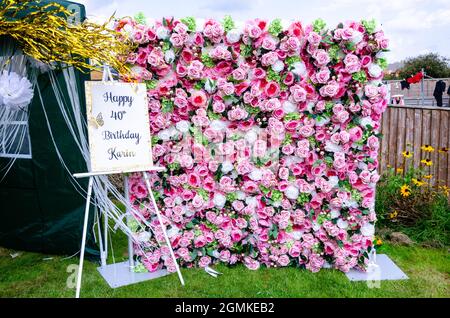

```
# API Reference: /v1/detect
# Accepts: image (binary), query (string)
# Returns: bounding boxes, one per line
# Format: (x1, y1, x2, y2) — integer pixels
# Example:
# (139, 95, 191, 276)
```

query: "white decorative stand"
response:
(73, 167, 185, 298)
(346, 254, 408, 281)
(97, 262, 169, 289)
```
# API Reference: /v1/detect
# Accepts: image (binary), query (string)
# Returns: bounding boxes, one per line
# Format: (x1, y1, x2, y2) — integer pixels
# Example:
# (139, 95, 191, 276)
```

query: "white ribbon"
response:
(204, 266, 222, 278)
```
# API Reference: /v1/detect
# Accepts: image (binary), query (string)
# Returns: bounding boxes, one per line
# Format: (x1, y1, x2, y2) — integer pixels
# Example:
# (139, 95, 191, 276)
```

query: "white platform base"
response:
(346, 254, 408, 281)
(97, 261, 170, 288)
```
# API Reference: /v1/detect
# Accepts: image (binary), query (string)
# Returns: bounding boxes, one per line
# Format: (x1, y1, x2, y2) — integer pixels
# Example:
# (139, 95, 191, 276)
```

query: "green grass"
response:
(0, 230, 449, 298)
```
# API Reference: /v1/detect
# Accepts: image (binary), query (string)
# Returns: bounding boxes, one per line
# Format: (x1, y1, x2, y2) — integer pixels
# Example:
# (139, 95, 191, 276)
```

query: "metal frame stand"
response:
(73, 167, 185, 298)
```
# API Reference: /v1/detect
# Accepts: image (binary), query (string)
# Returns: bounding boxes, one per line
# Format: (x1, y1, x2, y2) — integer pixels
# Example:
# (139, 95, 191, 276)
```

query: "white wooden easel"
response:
(73, 65, 184, 298)
(73, 168, 185, 298)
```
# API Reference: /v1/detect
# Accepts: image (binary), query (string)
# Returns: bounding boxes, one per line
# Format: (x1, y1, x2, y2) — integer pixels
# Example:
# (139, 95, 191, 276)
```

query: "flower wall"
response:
(117, 17, 389, 272)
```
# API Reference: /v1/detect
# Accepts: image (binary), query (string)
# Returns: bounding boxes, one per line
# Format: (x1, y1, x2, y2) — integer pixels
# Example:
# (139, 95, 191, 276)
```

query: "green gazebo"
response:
(0, 0, 98, 258)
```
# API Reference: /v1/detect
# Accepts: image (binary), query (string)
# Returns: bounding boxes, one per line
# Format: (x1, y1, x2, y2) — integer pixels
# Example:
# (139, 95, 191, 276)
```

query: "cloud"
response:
(202, 0, 253, 12)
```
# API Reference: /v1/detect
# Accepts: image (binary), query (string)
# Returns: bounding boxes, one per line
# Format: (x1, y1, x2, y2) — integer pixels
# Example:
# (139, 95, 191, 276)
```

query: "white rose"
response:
(328, 176, 339, 188)
(164, 49, 175, 63)
(156, 26, 169, 39)
(291, 61, 307, 76)
(360, 116, 375, 128)
(185, 209, 195, 217)
(360, 223, 375, 236)
(282, 101, 297, 113)
(204, 79, 216, 94)
(337, 219, 348, 229)
(210, 120, 227, 131)
(312, 222, 320, 232)
(368, 63, 382, 78)
(213, 193, 226, 208)
(236, 191, 246, 200)
(244, 130, 258, 143)
(249, 169, 263, 181)
(226, 29, 242, 43)
(221, 161, 234, 173)
(285, 185, 299, 200)
(176, 120, 190, 133)
(157, 127, 176, 141)
(330, 209, 340, 219)
(325, 141, 343, 153)
(136, 231, 152, 242)
(245, 196, 257, 207)
(292, 230, 304, 240)
(272, 60, 285, 73)
(350, 31, 363, 44)
(166, 227, 180, 238)
(358, 162, 368, 170)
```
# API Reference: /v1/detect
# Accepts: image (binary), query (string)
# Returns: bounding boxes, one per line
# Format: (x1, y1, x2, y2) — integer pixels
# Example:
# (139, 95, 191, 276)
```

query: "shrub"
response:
(376, 145, 450, 247)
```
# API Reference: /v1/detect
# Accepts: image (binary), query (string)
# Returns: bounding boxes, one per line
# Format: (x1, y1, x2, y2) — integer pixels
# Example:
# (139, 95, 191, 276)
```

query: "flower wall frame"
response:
(116, 17, 389, 273)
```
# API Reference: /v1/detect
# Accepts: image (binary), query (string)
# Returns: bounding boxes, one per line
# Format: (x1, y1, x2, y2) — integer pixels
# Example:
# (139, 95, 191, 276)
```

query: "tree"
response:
(398, 53, 450, 79)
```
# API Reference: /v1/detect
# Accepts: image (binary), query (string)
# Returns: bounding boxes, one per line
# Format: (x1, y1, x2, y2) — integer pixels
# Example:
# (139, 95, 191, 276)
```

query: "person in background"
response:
(447, 83, 450, 107)
(433, 80, 446, 107)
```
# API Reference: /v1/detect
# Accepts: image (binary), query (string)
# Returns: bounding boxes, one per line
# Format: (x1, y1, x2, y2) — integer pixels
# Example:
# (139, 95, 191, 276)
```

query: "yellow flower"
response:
(439, 185, 450, 196)
(376, 238, 383, 246)
(420, 158, 433, 166)
(412, 178, 425, 186)
(402, 150, 413, 158)
(423, 174, 433, 179)
(396, 168, 404, 174)
(438, 147, 449, 153)
(421, 145, 435, 152)
(389, 211, 398, 219)
(400, 184, 411, 197)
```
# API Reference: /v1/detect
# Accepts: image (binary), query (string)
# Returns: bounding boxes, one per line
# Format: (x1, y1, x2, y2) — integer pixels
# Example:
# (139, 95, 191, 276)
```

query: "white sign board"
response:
(85, 81, 153, 173)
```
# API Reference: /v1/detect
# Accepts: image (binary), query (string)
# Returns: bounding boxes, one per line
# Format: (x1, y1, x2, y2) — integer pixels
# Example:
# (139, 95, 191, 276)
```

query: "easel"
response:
(73, 168, 185, 298)
(73, 66, 184, 298)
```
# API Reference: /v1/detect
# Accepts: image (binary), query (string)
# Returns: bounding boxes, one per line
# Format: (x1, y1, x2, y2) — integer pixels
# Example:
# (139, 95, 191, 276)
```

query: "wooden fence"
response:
(379, 104, 450, 187)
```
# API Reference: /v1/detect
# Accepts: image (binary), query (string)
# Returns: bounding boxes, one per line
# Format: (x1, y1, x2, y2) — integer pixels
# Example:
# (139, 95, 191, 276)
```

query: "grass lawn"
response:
(0, 229, 448, 298)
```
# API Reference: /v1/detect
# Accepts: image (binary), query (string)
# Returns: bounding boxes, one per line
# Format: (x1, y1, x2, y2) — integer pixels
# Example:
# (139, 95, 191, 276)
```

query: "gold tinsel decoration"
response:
(0, 0, 132, 74)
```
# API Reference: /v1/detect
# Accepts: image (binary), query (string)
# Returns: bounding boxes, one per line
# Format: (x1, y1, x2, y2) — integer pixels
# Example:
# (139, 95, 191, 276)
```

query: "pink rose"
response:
(314, 49, 330, 66)
(364, 84, 379, 98)
(319, 80, 340, 98)
(198, 256, 211, 268)
(344, 54, 361, 74)
(299, 125, 315, 137)
(367, 135, 379, 150)
(315, 67, 330, 84)
(265, 81, 280, 98)
(232, 67, 248, 81)
(307, 31, 322, 46)
(246, 24, 263, 38)
(262, 36, 277, 50)
(190, 90, 208, 108)
(194, 235, 207, 248)
(170, 33, 186, 47)
(261, 51, 279, 66)
(290, 85, 307, 103)
(192, 195, 205, 209)
(188, 173, 201, 187)
(278, 167, 290, 180)
(244, 257, 260, 270)
(278, 254, 290, 266)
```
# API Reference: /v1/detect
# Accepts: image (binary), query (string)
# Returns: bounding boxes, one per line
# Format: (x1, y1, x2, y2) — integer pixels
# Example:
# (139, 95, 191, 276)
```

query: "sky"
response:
(75, 0, 450, 63)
